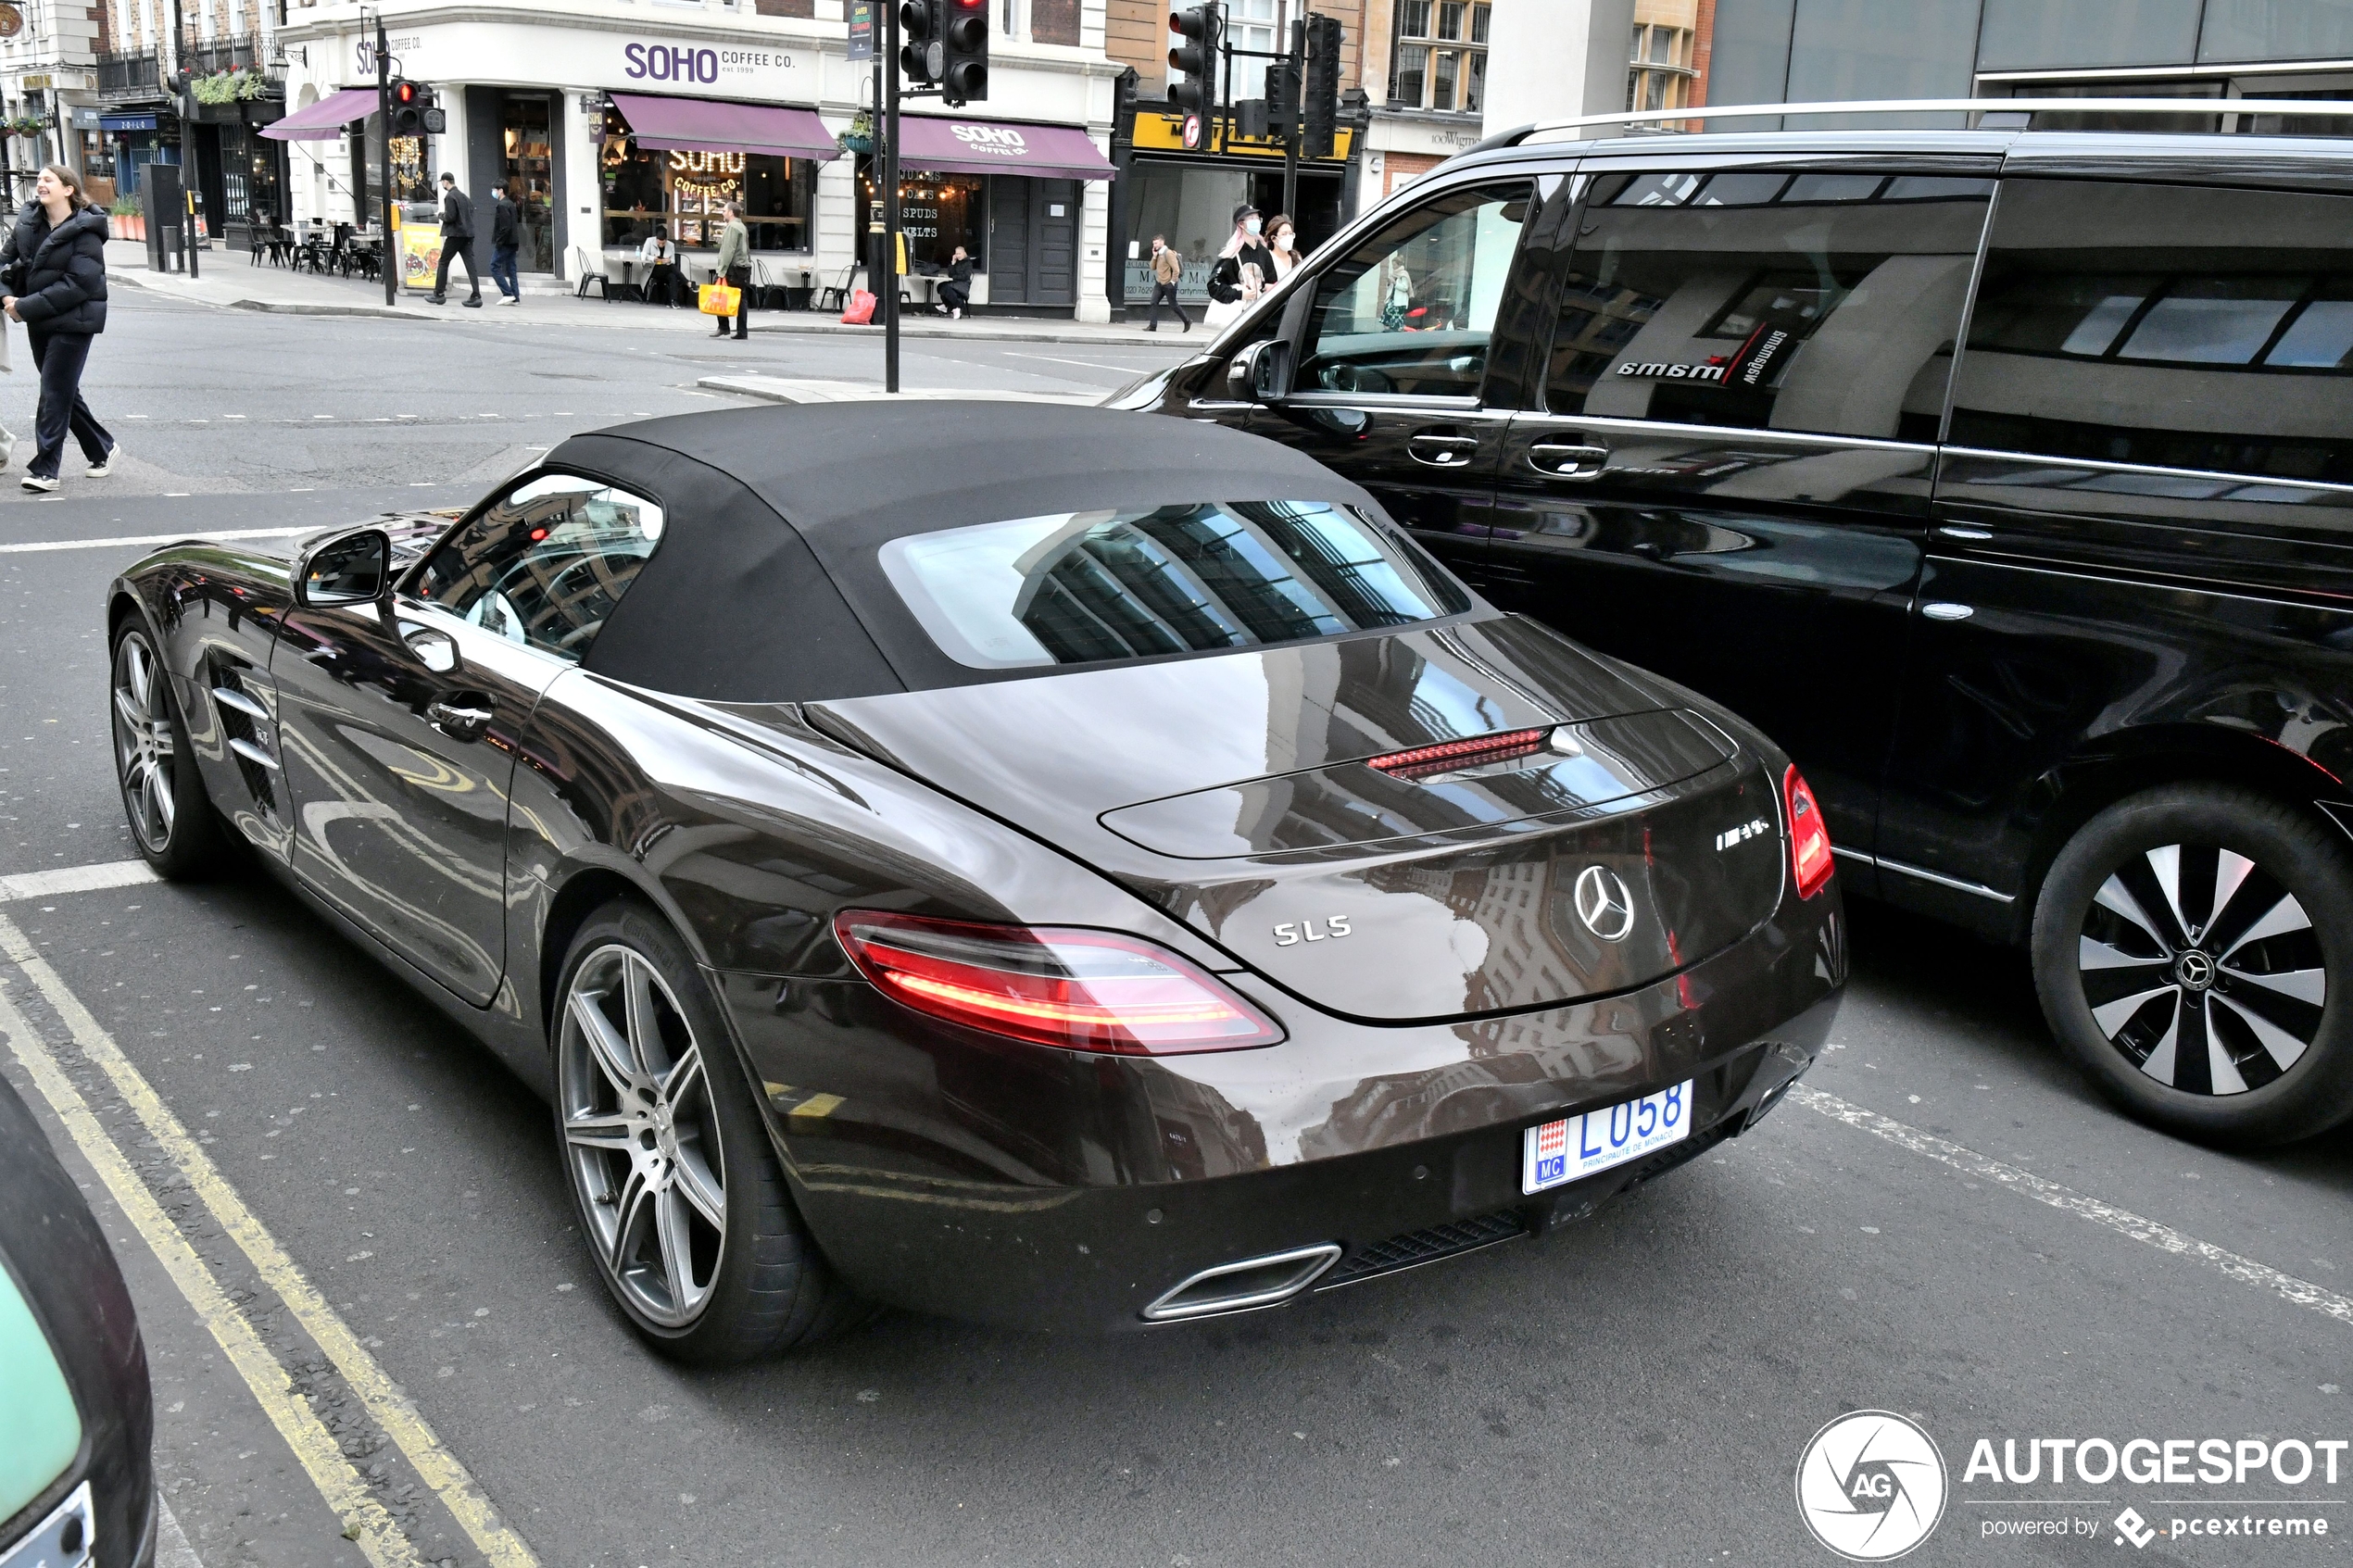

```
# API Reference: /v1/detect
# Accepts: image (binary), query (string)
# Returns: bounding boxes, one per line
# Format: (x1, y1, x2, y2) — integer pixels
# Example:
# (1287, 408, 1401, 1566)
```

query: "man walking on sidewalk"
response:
(430, 173, 483, 307)
(711, 201, 750, 340)
(1145, 234, 1189, 332)
(489, 185, 522, 306)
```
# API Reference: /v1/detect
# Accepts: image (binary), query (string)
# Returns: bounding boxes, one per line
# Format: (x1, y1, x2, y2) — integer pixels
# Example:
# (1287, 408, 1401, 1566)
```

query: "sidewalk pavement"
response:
(105, 240, 1198, 346)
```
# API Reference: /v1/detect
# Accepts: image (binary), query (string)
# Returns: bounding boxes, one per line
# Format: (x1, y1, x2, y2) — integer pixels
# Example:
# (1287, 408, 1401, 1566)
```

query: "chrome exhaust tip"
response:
(1140, 1242, 1344, 1323)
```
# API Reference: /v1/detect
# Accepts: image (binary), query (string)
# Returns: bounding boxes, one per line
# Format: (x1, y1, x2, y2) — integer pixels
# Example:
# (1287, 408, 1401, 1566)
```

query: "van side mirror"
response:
(1226, 338, 1294, 405)
(295, 528, 392, 608)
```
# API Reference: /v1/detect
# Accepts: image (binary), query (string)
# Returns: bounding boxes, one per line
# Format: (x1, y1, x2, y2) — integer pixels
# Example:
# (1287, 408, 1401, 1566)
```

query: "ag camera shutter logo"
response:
(1795, 1411, 1948, 1561)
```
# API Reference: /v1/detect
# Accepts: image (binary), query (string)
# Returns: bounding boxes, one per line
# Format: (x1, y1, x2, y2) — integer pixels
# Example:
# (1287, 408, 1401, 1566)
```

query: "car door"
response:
(1880, 169, 2353, 932)
(1236, 174, 1561, 589)
(1478, 158, 1998, 878)
(272, 472, 667, 1005)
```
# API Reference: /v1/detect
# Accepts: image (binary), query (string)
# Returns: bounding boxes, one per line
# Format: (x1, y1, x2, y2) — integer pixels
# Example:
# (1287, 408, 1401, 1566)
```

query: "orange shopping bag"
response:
(698, 280, 741, 316)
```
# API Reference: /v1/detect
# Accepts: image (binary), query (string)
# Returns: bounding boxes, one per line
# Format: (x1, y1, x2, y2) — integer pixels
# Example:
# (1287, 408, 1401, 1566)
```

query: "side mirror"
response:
(294, 528, 392, 608)
(1226, 338, 1294, 405)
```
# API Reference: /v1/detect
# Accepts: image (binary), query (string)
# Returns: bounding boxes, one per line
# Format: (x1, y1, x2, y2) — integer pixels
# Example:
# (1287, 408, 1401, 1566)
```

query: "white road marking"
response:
(157, 1500, 206, 1568)
(0, 525, 318, 556)
(0, 912, 543, 1567)
(0, 860, 158, 901)
(1791, 1085, 2353, 1327)
(1002, 351, 1147, 372)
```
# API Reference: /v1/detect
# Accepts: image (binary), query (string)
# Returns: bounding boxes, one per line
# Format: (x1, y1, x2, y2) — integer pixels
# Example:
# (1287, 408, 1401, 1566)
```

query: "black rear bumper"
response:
(721, 892, 1844, 1333)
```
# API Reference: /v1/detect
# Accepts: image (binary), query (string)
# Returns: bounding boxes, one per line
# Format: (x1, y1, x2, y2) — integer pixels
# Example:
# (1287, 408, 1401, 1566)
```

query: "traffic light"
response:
(389, 79, 424, 136)
(900, 0, 942, 87)
(1168, 5, 1220, 115)
(1302, 12, 1342, 157)
(1265, 59, 1300, 137)
(940, 0, 988, 106)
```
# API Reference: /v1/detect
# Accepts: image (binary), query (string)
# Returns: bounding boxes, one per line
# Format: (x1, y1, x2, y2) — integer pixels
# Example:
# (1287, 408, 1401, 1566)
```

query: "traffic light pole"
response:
(883, 0, 900, 394)
(377, 15, 395, 307)
(173, 0, 195, 277)
(1279, 18, 1302, 221)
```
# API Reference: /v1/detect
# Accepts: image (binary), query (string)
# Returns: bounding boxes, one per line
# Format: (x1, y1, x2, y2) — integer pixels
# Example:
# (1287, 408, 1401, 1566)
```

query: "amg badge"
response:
(1715, 818, 1770, 852)
(1272, 916, 1352, 947)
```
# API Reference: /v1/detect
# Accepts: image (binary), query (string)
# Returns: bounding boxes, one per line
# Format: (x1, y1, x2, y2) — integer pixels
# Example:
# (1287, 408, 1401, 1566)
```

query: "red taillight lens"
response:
(1366, 727, 1552, 781)
(1783, 764, 1833, 900)
(832, 911, 1283, 1056)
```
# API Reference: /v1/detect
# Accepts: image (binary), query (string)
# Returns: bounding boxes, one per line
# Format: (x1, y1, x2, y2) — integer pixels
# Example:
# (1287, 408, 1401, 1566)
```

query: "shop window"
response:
(858, 158, 984, 268)
(499, 94, 556, 273)
(600, 133, 813, 252)
(1548, 169, 1990, 441)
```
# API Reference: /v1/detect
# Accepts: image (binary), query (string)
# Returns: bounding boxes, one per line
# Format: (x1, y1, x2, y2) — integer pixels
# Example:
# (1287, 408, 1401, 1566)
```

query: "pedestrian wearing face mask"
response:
(1265, 214, 1303, 282)
(1203, 204, 1273, 330)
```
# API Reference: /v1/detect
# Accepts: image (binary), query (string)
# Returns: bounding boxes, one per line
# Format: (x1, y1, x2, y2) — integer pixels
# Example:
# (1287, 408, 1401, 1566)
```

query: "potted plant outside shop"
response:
(838, 108, 875, 155)
(109, 193, 145, 243)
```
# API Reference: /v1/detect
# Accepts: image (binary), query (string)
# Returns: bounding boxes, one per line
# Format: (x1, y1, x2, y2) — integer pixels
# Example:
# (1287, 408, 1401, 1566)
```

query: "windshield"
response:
(878, 500, 1473, 670)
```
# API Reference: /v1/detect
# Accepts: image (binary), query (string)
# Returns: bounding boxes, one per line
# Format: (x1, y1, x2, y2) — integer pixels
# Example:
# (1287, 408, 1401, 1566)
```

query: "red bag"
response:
(839, 289, 876, 325)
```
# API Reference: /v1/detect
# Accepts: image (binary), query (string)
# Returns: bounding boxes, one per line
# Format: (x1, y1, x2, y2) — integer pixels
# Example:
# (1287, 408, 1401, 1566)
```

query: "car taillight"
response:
(1783, 764, 1833, 900)
(831, 910, 1283, 1056)
(1366, 727, 1553, 781)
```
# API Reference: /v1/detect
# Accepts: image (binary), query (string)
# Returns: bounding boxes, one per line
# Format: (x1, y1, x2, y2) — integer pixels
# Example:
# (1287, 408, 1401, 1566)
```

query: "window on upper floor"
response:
(1390, 0, 1489, 113)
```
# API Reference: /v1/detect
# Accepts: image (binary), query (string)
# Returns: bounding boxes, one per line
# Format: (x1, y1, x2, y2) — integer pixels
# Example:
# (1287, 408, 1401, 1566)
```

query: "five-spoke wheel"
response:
(552, 901, 861, 1361)
(2035, 784, 2353, 1146)
(108, 621, 224, 878)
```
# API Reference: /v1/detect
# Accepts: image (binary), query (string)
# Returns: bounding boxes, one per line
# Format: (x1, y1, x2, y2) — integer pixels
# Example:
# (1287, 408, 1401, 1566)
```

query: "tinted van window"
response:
(1545, 169, 1992, 440)
(1949, 179, 2353, 483)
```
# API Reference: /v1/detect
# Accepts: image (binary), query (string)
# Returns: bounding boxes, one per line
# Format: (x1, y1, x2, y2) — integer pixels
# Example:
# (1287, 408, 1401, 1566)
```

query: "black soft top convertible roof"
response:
(543, 401, 1386, 703)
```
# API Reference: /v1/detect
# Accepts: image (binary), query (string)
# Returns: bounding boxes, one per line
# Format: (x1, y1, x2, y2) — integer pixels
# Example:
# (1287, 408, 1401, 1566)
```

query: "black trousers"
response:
(720, 264, 749, 337)
(433, 237, 480, 299)
(937, 281, 969, 314)
(1147, 282, 1189, 328)
(27, 330, 109, 480)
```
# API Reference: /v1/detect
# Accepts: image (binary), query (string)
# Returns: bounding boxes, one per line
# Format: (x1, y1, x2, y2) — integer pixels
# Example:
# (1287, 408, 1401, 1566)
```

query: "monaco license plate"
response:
(1522, 1081, 1693, 1195)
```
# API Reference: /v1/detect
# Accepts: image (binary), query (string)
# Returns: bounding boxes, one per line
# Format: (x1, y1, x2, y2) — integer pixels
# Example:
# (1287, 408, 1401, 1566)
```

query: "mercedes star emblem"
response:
(1573, 865, 1636, 941)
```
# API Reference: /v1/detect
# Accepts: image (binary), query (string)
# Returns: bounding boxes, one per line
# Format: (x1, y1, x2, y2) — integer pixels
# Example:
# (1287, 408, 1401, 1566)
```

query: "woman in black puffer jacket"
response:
(2, 163, 116, 493)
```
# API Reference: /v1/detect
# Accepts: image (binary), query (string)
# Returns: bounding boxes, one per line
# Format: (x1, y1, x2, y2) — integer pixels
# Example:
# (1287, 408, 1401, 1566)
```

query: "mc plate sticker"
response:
(1521, 1081, 1692, 1194)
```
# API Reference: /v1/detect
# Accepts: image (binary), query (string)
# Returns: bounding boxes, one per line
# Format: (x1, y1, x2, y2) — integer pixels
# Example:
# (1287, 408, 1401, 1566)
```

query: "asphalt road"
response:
(4, 291, 2351, 1568)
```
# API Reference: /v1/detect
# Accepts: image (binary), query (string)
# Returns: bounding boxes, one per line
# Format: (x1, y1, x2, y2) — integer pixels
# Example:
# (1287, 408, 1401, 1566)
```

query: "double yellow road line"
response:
(0, 909, 539, 1568)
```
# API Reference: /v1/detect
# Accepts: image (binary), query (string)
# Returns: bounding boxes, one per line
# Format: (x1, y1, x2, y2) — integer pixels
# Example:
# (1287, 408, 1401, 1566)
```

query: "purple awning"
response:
(258, 87, 379, 141)
(895, 116, 1115, 181)
(611, 94, 839, 161)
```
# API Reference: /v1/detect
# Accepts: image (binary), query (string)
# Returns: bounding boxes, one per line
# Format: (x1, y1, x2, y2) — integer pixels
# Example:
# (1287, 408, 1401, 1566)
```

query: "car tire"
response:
(552, 899, 862, 1363)
(108, 621, 227, 880)
(2032, 784, 2353, 1148)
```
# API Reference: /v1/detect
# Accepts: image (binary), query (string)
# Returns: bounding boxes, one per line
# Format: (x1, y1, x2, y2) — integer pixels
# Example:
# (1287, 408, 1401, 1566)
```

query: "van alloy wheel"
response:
(2076, 844, 2326, 1096)
(558, 943, 727, 1328)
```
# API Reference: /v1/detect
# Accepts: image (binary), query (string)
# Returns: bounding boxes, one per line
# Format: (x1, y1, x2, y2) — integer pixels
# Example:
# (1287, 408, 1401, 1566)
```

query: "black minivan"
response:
(1122, 122, 2353, 1148)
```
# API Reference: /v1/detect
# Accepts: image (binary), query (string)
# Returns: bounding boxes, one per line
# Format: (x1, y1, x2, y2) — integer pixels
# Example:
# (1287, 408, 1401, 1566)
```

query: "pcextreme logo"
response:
(1795, 1411, 1948, 1561)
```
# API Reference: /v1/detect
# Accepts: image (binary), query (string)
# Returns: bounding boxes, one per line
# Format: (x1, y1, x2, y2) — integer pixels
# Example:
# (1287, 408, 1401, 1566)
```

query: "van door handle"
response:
(1529, 443, 1610, 479)
(426, 694, 496, 741)
(1407, 433, 1481, 468)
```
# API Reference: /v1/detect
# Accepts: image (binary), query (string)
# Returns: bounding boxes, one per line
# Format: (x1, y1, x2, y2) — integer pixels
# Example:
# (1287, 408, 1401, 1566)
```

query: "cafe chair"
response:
(570, 245, 619, 301)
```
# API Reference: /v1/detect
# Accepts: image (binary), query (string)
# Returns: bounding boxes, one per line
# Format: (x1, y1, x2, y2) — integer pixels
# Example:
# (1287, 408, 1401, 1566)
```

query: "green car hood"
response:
(0, 1261, 80, 1525)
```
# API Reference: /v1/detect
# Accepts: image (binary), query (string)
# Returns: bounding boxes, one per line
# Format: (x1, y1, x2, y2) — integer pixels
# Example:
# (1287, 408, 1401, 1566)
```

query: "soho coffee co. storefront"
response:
(858, 115, 1116, 313)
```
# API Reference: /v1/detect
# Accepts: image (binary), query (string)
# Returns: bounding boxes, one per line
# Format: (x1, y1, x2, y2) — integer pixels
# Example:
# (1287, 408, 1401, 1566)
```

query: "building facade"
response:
(1707, 0, 2353, 121)
(271, 0, 1127, 319)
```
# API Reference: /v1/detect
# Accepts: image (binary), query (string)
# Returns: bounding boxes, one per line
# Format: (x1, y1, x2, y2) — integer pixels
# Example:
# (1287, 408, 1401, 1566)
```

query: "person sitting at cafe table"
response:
(639, 228, 683, 307)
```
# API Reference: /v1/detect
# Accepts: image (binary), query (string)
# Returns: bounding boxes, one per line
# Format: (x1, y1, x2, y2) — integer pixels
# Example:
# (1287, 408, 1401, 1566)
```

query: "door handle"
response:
(1406, 433, 1481, 469)
(426, 695, 496, 741)
(1921, 602, 1975, 622)
(1529, 443, 1610, 479)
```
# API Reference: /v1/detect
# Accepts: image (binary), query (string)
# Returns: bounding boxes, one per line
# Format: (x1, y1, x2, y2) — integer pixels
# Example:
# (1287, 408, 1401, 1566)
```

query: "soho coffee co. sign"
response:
(622, 42, 796, 84)
(943, 123, 1031, 157)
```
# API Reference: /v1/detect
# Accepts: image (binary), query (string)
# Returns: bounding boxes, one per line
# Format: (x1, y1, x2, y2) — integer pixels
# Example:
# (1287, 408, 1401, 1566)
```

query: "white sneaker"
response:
(20, 474, 57, 493)
(503, 295, 520, 306)
(88, 443, 118, 477)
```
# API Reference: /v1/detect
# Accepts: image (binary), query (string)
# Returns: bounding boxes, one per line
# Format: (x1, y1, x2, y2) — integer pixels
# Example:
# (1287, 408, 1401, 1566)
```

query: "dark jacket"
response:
(5, 202, 108, 335)
(1206, 240, 1274, 304)
(440, 186, 473, 240)
(490, 194, 519, 249)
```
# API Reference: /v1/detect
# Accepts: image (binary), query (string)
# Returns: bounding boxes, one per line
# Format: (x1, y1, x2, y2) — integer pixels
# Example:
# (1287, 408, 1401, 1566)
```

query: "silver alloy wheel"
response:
(2077, 843, 2329, 1096)
(110, 631, 177, 854)
(558, 944, 726, 1327)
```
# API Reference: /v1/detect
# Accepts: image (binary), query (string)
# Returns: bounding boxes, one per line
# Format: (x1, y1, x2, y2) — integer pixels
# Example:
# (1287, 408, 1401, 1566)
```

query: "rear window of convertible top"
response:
(877, 500, 1473, 671)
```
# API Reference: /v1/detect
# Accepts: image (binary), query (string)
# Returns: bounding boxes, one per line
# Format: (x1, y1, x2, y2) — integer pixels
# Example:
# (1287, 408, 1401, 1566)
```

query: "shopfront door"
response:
(988, 176, 1078, 307)
(499, 92, 557, 272)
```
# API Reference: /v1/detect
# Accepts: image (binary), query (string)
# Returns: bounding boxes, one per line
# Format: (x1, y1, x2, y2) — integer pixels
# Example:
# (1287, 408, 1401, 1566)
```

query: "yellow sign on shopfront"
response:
(1129, 111, 1353, 163)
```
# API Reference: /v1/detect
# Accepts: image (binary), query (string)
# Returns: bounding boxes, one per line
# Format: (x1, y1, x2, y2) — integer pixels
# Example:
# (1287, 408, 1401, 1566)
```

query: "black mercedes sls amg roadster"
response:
(106, 403, 1843, 1361)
